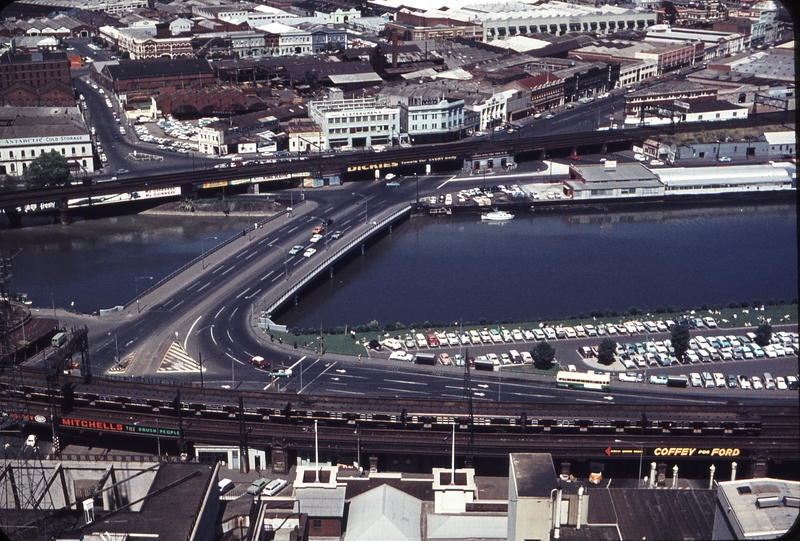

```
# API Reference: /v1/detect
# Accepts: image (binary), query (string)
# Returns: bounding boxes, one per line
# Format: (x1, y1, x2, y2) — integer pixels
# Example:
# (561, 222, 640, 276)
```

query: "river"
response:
(1, 204, 796, 326)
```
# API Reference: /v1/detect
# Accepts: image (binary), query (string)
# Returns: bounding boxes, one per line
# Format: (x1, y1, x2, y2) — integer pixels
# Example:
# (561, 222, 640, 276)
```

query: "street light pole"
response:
(268, 243, 289, 280)
(351, 193, 368, 224)
(615, 439, 644, 487)
(135, 276, 153, 313)
(201, 236, 218, 270)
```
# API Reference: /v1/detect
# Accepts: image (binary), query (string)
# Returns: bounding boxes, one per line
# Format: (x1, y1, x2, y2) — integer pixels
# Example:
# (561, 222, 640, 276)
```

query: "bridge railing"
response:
(259, 204, 412, 326)
(122, 201, 306, 310)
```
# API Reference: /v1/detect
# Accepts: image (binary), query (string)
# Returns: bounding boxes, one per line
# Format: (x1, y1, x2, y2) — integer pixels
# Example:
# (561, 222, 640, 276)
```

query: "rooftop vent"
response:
(784, 496, 800, 508)
(756, 496, 781, 508)
(737, 486, 752, 494)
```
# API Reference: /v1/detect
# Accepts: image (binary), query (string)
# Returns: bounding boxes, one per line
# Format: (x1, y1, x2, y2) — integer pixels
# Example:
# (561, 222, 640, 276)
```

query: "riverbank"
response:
(140, 196, 285, 217)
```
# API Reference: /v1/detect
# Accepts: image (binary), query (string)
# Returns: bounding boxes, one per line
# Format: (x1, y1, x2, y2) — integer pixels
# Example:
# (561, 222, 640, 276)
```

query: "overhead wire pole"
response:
(462, 347, 474, 467)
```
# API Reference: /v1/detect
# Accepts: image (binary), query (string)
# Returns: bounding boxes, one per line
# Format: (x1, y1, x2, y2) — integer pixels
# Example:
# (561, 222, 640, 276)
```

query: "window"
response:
(8, 151, 13, 158)
(61, 148, 66, 155)
(21, 150, 25, 158)
(313, 520, 322, 529)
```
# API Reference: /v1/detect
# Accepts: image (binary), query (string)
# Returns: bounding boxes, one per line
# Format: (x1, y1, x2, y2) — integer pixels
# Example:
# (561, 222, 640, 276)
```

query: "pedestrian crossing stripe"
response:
(158, 341, 204, 372)
(108, 351, 136, 373)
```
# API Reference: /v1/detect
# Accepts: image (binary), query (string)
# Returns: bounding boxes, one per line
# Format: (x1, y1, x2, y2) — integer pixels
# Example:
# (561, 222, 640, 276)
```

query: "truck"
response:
(51, 332, 67, 348)
(415, 353, 436, 365)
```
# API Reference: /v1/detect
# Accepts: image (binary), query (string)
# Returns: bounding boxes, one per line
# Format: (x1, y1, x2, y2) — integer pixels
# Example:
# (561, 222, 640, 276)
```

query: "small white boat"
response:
(481, 210, 514, 221)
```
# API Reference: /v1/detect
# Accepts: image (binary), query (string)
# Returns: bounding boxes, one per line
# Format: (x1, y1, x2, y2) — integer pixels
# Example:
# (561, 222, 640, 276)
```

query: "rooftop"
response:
(717, 478, 800, 538)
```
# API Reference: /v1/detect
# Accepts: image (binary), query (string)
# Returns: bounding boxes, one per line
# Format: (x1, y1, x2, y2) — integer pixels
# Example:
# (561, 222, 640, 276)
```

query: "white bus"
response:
(556, 371, 611, 391)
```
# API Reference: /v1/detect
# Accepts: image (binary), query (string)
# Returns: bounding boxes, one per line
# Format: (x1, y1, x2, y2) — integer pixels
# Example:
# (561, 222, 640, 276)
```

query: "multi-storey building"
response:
(293, 22, 347, 54)
(100, 26, 193, 60)
(645, 26, 744, 60)
(256, 22, 313, 56)
(0, 106, 94, 177)
(0, 50, 73, 107)
(308, 96, 399, 149)
(381, 84, 466, 144)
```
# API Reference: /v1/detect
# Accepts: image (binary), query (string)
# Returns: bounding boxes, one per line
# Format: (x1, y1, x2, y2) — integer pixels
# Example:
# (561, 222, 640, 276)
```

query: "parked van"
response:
(763, 373, 775, 390)
(218, 478, 234, 494)
(264, 478, 287, 496)
(786, 375, 798, 390)
(51, 332, 67, 348)
(509, 350, 521, 363)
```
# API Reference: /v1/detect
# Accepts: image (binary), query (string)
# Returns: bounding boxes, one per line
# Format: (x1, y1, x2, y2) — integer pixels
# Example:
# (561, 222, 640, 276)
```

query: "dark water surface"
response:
(279, 203, 797, 328)
(0, 214, 253, 313)
(0, 204, 796, 325)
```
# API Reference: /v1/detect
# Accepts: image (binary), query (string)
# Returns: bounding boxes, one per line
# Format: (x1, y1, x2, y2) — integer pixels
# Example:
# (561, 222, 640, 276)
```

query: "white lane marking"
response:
(271, 274, 282, 283)
(436, 175, 459, 189)
(287, 226, 298, 234)
(225, 351, 246, 365)
(212, 265, 225, 274)
(227, 329, 234, 343)
(183, 315, 202, 350)
(210, 326, 217, 345)
(246, 288, 261, 299)
(329, 389, 365, 396)
(196, 282, 211, 293)
(377, 387, 429, 395)
(245, 251, 258, 260)
(258, 237, 271, 245)
(185, 281, 200, 291)
(261, 270, 274, 281)
(383, 379, 427, 386)
(236, 287, 251, 299)
(230, 306, 238, 318)
(215, 306, 225, 319)
(171, 300, 184, 310)
(236, 250, 248, 259)
(300, 361, 337, 393)
(221, 266, 236, 276)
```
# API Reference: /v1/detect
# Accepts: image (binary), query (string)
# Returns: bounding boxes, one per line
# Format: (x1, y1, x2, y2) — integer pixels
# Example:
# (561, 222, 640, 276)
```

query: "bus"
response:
(556, 371, 611, 391)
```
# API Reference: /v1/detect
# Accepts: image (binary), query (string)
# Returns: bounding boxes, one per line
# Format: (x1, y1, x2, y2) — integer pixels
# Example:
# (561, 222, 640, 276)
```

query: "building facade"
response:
(308, 96, 399, 149)
(0, 106, 94, 177)
(0, 51, 74, 107)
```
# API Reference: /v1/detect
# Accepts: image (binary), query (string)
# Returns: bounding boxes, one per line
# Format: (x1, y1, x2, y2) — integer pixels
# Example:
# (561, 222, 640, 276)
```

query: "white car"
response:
(302, 248, 316, 258)
(309, 234, 323, 244)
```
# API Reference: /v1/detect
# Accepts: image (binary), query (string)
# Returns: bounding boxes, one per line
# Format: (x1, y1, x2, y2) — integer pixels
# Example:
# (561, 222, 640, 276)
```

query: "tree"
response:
(671, 321, 690, 363)
(754, 321, 772, 347)
(597, 338, 617, 365)
(531, 341, 556, 369)
(662, 1, 678, 25)
(24, 150, 72, 189)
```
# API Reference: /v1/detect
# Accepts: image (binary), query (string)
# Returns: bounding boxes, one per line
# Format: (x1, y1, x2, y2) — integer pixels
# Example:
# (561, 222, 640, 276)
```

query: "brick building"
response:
(0, 51, 74, 107)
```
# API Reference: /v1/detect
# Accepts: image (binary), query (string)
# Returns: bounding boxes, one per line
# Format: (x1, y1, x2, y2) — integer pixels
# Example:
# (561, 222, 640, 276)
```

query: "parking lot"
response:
(378, 315, 798, 395)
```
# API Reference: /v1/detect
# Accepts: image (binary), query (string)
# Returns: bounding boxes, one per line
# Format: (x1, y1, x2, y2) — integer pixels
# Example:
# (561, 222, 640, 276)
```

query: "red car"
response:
(250, 356, 269, 368)
(426, 334, 439, 347)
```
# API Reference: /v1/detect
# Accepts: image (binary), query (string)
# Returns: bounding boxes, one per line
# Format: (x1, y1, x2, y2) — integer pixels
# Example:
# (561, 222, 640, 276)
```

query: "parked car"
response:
(246, 478, 268, 495)
(718, 156, 732, 163)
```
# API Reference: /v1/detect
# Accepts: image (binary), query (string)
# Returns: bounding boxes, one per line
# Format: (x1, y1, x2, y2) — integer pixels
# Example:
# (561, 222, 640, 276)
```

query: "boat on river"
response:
(481, 210, 514, 221)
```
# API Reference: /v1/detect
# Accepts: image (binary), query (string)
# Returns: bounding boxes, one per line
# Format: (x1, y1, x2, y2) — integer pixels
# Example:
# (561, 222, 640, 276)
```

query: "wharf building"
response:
(0, 106, 94, 179)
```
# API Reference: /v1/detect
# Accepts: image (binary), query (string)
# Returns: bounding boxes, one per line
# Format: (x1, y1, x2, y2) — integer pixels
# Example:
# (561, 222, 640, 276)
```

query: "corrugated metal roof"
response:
(295, 486, 346, 517)
(763, 131, 795, 145)
(656, 164, 792, 187)
(328, 72, 384, 84)
(346, 484, 422, 541)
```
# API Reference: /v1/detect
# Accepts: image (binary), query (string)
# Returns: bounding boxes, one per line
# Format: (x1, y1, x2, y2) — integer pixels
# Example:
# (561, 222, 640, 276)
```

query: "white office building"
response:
(256, 22, 312, 56)
(309, 96, 399, 149)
